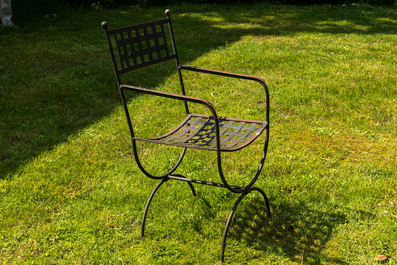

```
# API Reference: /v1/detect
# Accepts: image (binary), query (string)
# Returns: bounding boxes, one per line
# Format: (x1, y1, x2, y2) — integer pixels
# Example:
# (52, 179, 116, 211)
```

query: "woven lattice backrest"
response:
(106, 18, 176, 75)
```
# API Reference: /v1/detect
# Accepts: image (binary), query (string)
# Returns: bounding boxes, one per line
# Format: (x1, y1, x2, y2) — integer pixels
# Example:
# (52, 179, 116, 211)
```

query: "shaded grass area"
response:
(0, 2, 396, 264)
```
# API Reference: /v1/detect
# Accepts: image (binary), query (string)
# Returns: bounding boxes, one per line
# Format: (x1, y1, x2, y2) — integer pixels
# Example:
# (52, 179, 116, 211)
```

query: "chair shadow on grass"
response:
(1, 4, 395, 179)
(227, 195, 350, 264)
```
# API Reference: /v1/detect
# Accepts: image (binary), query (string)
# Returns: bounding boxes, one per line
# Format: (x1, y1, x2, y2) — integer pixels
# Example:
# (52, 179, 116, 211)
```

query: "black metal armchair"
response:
(102, 9, 270, 263)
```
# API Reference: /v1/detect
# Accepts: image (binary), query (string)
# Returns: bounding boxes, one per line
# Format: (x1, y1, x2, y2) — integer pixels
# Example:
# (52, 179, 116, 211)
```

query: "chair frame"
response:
(102, 9, 270, 263)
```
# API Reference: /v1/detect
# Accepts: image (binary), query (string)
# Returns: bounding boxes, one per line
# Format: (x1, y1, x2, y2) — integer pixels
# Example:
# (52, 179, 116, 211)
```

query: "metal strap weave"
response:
(136, 114, 267, 151)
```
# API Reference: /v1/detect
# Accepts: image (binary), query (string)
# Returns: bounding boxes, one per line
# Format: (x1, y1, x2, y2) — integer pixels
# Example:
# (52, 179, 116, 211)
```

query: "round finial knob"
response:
(101, 21, 108, 29)
(165, 9, 171, 16)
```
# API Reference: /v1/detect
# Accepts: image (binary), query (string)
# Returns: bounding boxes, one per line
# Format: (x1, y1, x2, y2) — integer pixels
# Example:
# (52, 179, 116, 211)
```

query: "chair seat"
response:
(135, 113, 267, 151)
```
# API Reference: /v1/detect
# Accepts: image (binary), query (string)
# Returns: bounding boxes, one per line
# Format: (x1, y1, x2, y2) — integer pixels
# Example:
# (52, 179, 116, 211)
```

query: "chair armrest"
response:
(120, 84, 224, 154)
(119, 84, 213, 108)
(179, 65, 269, 122)
(179, 65, 268, 87)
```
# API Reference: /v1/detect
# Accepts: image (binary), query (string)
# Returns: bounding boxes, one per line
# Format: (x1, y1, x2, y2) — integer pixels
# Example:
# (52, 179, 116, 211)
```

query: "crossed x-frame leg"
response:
(140, 174, 271, 263)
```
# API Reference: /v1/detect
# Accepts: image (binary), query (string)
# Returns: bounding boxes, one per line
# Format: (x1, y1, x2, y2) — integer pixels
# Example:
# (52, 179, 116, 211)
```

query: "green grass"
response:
(1, 2, 396, 264)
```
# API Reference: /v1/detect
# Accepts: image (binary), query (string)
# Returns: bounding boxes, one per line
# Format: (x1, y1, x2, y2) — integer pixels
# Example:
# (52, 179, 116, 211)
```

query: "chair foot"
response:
(220, 187, 270, 263)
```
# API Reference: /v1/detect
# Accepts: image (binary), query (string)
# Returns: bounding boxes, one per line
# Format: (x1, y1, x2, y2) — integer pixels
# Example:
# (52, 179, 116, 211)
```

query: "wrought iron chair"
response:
(102, 9, 270, 263)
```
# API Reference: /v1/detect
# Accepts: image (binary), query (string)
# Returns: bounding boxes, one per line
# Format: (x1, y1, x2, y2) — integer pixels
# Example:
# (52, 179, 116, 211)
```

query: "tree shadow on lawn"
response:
(1, 4, 395, 179)
(227, 196, 351, 264)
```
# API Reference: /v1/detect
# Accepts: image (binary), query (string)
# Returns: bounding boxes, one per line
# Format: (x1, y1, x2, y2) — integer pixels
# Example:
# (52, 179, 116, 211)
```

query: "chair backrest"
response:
(102, 10, 178, 83)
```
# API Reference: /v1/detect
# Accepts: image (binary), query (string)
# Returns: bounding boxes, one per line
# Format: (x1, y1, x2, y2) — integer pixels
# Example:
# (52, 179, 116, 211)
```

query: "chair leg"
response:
(187, 182, 197, 197)
(141, 176, 197, 239)
(141, 177, 168, 239)
(219, 188, 271, 263)
(250, 187, 271, 218)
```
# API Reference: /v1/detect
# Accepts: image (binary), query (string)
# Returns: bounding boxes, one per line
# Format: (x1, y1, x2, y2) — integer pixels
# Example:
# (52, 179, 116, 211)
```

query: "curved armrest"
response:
(120, 83, 222, 152)
(179, 65, 269, 122)
(120, 84, 213, 108)
(180, 65, 268, 87)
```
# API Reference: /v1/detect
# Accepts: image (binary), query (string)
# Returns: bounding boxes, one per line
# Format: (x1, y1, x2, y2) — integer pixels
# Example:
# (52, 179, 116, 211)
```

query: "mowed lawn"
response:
(0, 3, 396, 264)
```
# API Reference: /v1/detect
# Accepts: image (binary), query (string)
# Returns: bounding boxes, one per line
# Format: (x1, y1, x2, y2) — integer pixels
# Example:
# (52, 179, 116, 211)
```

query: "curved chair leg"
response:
(251, 187, 271, 218)
(220, 188, 271, 263)
(141, 177, 169, 239)
(187, 182, 197, 197)
(141, 176, 197, 239)
(172, 174, 197, 198)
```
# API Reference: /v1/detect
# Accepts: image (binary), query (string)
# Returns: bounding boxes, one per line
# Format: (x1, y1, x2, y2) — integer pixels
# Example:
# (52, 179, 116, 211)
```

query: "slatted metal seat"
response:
(102, 9, 271, 263)
(137, 114, 267, 151)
